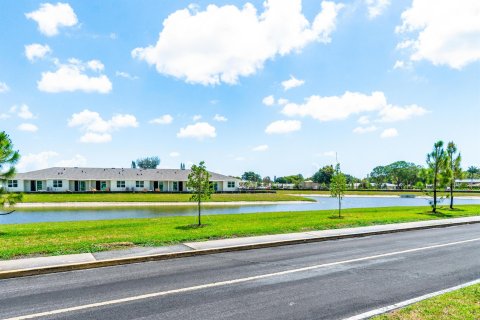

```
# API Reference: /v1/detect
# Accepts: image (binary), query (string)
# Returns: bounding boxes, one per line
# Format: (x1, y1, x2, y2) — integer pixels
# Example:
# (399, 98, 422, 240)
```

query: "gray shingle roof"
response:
(14, 167, 240, 182)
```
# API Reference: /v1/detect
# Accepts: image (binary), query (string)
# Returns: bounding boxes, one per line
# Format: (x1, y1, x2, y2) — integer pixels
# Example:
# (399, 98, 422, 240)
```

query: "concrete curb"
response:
(1, 219, 479, 280)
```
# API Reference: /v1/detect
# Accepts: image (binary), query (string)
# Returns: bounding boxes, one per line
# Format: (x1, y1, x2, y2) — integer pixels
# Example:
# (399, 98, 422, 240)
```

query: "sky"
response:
(0, 0, 479, 179)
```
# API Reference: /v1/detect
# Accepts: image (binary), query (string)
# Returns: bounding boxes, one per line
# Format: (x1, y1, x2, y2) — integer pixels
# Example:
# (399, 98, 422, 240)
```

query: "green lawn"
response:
(373, 283, 480, 320)
(277, 190, 480, 197)
(0, 205, 479, 259)
(20, 192, 312, 203)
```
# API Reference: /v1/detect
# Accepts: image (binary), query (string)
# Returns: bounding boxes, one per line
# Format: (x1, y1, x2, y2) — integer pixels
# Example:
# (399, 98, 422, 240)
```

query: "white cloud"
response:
(0, 113, 9, 120)
(357, 115, 370, 125)
(282, 91, 427, 123)
(262, 95, 275, 106)
(149, 114, 173, 125)
(265, 120, 301, 134)
(79, 132, 112, 143)
(17, 123, 38, 132)
(38, 58, 112, 93)
(177, 122, 216, 139)
(169, 151, 180, 157)
(132, 0, 343, 85)
(380, 128, 398, 138)
(281, 75, 305, 90)
(17, 151, 59, 171)
(395, 0, 480, 69)
(10, 104, 35, 119)
(25, 43, 52, 61)
(277, 98, 289, 106)
(16, 151, 86, 171)
(377, 104, 427, 122)
(25, 2, 78, 36)
(0, 82, 9, 93)
(55, 154, 87, 167)
(213, 114, 228, 122)
(68, 109, 138, 143)
(115, 71, 139, 80)
(393, 60, 407, 70)
(353, 125, 378, 134)
(365, 0, 390, 19)
(192, 115, 202, 121)
(252, 144, 269, 152)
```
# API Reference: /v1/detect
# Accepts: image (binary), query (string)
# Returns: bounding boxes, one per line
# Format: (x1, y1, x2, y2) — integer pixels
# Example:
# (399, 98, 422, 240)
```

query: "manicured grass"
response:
(0, 205, 479, 259)
(277, 190, 480, 197)
(373, 283, 480, 320)
(21, 192, 313, 203)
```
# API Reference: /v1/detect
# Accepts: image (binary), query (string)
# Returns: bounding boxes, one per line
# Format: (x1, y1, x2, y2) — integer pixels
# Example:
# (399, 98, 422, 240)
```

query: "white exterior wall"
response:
(222, 180, 239, 191)
(3, 179, 24, 192)
(46, 179, 69, 192)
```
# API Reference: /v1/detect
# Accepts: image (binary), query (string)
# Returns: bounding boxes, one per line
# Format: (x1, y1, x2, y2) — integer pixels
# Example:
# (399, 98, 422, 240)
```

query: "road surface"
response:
(1, 223, 479, 319)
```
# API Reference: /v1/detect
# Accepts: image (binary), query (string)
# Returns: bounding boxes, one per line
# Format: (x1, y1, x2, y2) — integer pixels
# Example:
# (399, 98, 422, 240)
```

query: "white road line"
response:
(4, 237, 480, 320)
(343, 278, 480, 320)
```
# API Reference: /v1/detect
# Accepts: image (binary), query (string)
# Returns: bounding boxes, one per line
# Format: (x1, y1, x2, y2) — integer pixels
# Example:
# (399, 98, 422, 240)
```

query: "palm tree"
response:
(0, 131, 22, 214)
(426, 141, 446, 213)
(445, 142, 462, 209)
(467, 166, 479, 179)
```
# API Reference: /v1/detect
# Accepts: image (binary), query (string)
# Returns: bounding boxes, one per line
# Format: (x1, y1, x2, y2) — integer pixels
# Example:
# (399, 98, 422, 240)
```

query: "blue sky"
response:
(0, 0, 479, 178)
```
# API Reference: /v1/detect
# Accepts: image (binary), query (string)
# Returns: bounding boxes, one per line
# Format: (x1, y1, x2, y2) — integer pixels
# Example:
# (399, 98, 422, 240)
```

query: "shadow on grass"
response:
(175, 224, 210, 230)
(328, 215, 345, 220)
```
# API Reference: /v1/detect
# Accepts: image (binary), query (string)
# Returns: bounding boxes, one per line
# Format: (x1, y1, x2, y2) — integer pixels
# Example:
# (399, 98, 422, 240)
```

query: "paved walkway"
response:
(1, 216, 479, 272)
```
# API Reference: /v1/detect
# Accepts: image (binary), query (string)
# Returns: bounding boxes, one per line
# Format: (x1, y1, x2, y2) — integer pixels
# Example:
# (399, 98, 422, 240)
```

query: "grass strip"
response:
(1, 205, 479, 260)
(373, 283, 480, 320)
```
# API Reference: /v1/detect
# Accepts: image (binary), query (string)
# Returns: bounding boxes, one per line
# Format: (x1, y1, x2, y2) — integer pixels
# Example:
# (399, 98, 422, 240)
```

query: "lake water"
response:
(2, 196, 480, 224)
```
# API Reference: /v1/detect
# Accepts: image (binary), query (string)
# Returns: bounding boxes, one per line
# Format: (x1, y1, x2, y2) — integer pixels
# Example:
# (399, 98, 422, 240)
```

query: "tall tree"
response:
(131, 161, 136, 169)
(466, 166, 479, 179)
(445, 142, 462, 209)
(0, 132, 22, 214)
(426, 141, 446, 213)
(136, 156, 160, 169)
(241, 171, 262, 183)
(186, 161, 213, 226)
(312, 165, 335, 185)
(330, 163, 346, 218)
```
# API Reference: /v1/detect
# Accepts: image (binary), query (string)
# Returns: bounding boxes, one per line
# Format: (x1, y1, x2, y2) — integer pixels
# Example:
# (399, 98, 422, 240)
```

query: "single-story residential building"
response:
(3, 167, 241, 192)
(455, 179, 480, 188)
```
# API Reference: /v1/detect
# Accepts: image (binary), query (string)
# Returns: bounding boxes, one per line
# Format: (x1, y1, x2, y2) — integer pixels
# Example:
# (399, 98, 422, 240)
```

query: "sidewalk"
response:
(1, 216, 479, 278)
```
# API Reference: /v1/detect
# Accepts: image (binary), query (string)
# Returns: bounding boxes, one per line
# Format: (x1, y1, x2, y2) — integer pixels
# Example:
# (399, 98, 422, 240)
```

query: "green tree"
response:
(312, 165, 334, 185)
(445, 142, 462, 209)
(330, 163, 346, 218)
(136, 156, 160, 169)
(466, 166, 479, 179)
(1, 132, 22, 214)
(131, 161, 136, 169)
(186, 161, 213, 226)
(426, 141, 446, 213)
(241, 171, 262, 183)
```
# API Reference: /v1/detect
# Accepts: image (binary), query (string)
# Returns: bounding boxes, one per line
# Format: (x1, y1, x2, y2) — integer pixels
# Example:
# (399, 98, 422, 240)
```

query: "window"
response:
(36, 181, 43, 191)
(7, 180, 18, 188)
(79, 181, 86, 191)
(136, 181, 144, 188)
(117, 181, 126, 188)
(53, 180, 63, 188)
(173, 181, 178, 191)
(159, 182, 164, 191)
(100, 181, 107, 191)
(211, 182, 218, 191)
(227, 181, 235, 188)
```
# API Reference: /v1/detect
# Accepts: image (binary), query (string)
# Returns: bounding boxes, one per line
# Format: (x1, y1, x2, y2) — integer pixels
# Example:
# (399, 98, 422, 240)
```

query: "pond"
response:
(2, 196, 480, 224)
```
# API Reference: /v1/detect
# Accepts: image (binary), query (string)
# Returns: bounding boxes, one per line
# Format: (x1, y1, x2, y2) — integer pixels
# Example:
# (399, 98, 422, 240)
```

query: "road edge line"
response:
(343, 278, 480, 320)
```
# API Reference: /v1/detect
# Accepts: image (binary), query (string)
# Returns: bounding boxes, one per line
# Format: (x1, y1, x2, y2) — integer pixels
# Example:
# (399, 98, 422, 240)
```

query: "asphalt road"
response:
(1, 224, 479, 320)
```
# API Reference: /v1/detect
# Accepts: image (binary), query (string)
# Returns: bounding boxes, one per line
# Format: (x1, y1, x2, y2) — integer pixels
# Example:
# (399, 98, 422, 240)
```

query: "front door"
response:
(179, 181, 184, 192)
(96, 181, 101, 190)
(30, 180, 36, 192)
(153, 181, 159, 190)
(74, 181, 79, 192)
